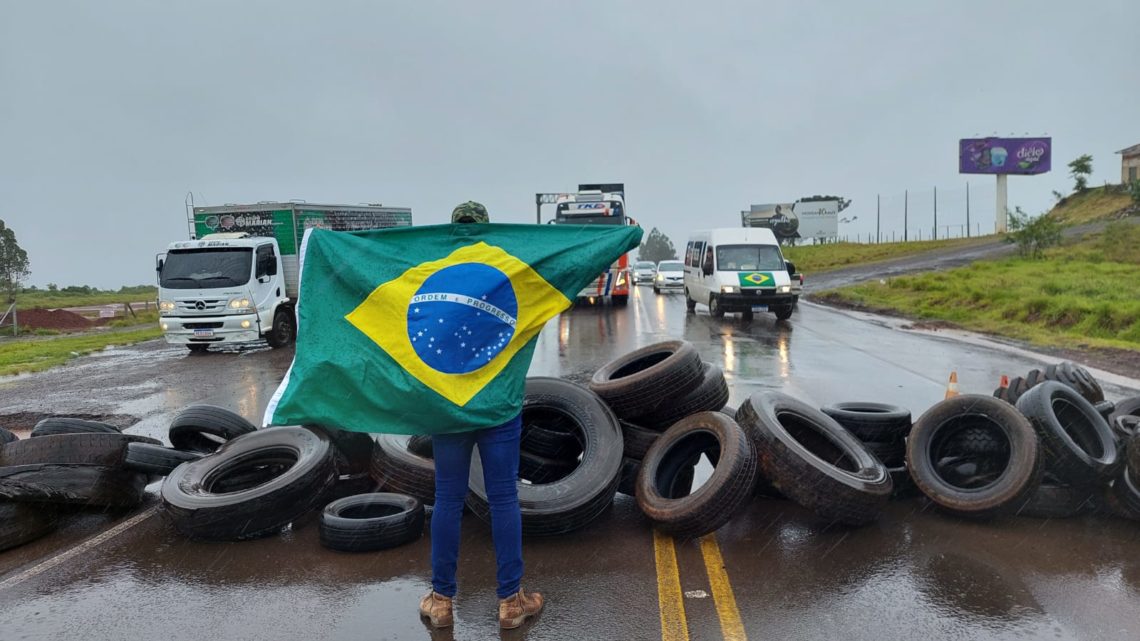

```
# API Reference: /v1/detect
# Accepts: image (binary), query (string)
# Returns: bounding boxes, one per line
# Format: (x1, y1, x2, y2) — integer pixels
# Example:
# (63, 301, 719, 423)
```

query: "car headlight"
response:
(228, 298, 253, 312)
(721, 286, 736, 294)
(656, 274, 665, 281)
(778, 285, 791, 293)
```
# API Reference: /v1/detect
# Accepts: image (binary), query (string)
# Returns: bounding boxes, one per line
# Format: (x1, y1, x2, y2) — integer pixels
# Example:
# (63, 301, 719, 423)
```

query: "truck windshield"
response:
(160, 248, 252, 289)
(716, 245, 785, 271)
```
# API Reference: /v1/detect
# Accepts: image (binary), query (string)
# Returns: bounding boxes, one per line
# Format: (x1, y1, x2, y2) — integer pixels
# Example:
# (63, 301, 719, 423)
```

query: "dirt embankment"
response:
(14, 308, 110, 331)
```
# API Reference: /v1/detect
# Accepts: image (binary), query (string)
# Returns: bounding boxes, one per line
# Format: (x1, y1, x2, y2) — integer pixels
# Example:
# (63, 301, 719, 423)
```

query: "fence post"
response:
(904, 190, 909, 242)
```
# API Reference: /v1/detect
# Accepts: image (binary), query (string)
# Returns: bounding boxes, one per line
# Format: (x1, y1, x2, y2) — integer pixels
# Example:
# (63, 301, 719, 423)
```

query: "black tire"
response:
(0, 464, 148, 507)
(1109, 396, 1140, 425)
(773, 305, 793, 321)
(519, 450, 578, 484)
(907, 395, 1043, 517)
(467, 378, 623, 537)
(30, 417, 120, 437)
(124, 442, 204, 476)
(620, 420, 660, 460)
(306, 426, 376, 476)
(863, 439, 906, 468)
(169, 405, 258, 454)
(0, 502, 58, 552)
(1128, 432, 1140, 480)
(370, 435, 435, 506)
(888, 465, 920, 500)
(636, 412, 758, 538)
(265, 307, 296, 348)
(161, 426, 337, 540)
(187, 344, 210, 354)
(640, 362, 730, 428)
(685, 290, 697, 313)
(994, 362, 1104, 405)
(1015, 381, 1119, 489)
(820, 402, 912, 442)
(611, 295, 628, 306)
(1015, 476, 1097, 519)
(709, 295, 725, 318)
(0, 432, 135, 467)
(617, 457, 640, 496)
(319, 492, 425, 552)
(589, 340, 704, 420)
(740, 392, 892, 526)
(0, 427, 16, 445)
(719, 405, 738, 420)
(406, 434, 433, 459)
(1114, 416, 1140, 446)
(520, 412, 583, 461)
(1094, 400, 1116, 423)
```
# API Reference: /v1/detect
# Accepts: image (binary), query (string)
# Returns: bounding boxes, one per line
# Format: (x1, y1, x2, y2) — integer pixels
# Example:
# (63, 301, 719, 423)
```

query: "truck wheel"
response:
(774, 305, 794, 321)
(187, 344, 210, 354)
(685, 290, 696, 313)
(266, 309, 296, 348)
(709, 295, 725, 318)
(611, 295, 628, 306)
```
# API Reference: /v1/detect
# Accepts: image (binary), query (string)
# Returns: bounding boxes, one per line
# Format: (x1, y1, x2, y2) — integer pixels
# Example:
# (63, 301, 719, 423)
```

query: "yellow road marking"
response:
(699, 534, 748, 641)
(653, 529, 689, 641)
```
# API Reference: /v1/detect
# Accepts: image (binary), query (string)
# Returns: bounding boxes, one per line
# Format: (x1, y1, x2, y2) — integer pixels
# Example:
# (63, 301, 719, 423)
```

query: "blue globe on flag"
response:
(407, 263, 518, 374)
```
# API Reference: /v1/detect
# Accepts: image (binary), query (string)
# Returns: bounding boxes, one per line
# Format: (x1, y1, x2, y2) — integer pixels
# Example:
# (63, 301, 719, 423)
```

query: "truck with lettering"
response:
(156, 202, 412, 352)
(552, 183, 635, 305)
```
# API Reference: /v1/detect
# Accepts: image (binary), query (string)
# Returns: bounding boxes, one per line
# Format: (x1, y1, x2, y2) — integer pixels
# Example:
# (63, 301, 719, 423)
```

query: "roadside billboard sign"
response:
(743, 203, 799, 243)
(742, 201, 839, 243)
(793, 200, 839, 240)
(959, 137, 1051, 175)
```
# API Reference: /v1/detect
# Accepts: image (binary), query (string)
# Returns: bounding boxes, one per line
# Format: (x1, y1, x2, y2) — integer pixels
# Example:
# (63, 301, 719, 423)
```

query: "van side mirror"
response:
(155, 256, 164, 272)
(785, 260, 796, 275)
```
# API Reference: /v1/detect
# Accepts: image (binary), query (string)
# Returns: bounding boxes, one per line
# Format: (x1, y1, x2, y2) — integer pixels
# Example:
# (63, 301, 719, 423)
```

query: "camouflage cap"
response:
(451, 201, 489, 224)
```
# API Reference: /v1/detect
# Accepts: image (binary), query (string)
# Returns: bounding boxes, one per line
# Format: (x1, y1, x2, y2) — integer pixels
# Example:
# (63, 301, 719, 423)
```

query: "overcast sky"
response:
(2, 1, 1136, 288)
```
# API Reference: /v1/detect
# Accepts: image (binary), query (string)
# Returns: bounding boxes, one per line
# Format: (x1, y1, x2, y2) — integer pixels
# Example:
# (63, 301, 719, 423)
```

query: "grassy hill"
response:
(782, 236, 993, 274)
(1047, 184, 1134, 225)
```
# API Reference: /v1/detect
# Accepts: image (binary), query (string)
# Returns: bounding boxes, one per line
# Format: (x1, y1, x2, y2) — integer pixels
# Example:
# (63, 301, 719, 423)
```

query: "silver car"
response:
(653, 260, 685, 294)
(633, 260, 656, 284)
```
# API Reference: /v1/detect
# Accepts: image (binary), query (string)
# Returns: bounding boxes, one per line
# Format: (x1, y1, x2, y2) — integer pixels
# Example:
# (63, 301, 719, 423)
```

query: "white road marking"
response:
(0, 505, 159, 592)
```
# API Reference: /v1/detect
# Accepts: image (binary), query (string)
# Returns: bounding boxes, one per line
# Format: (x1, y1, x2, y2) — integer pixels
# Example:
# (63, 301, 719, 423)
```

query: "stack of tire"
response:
(821, 403, 916, 499)
(1, 417, 162, 552)
(588, 340, 730, 501)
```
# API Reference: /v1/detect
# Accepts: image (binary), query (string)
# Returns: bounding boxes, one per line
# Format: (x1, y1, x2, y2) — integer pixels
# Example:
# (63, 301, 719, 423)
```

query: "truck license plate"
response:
(193, 330, 214, 338)
(751, 305, 768, 312)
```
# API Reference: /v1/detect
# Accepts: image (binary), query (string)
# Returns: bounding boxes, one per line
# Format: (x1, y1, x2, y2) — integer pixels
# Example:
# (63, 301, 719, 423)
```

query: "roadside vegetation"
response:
(13, 284, 157, 310)
(0, 324, 163, 376)
(816, 221, 1140, 350)
(783, 236, 993, 274)
(1048, 184, 1134, 225)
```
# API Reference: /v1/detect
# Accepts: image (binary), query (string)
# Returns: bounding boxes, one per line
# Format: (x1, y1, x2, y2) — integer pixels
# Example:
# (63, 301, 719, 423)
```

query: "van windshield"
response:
(716, 245, 784, 271)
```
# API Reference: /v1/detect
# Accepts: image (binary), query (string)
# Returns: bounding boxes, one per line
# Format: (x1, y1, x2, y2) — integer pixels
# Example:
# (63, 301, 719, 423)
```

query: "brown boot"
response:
(419, 591, 454, 628)
(498, 589, 544, 629)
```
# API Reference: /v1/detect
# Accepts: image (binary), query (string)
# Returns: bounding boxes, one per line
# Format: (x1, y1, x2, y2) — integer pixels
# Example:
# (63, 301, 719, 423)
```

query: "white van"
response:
(683, 228, 797, 321)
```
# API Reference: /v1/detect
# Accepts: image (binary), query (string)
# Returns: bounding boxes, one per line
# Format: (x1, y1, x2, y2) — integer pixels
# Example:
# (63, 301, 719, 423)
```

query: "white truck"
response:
(157, 202, 412, 352)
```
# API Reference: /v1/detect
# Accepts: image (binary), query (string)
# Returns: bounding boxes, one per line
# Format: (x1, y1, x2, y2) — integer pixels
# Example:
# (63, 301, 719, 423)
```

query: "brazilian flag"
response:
(264, 223, 642, 435)
(738, 272, 775, 288)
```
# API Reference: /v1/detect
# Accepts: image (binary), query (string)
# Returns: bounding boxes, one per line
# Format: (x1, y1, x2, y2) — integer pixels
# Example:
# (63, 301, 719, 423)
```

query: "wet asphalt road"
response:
(2, 286, 1140, 641)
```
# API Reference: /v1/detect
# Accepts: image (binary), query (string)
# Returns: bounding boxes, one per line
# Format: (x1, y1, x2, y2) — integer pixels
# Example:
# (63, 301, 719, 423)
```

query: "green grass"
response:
(14, 288, 157, 311)
(783, 236, 994, 274)
(816, 222, 1140, 350)
(0, 325, 163, 376)
(1048, 185, 1133, 225)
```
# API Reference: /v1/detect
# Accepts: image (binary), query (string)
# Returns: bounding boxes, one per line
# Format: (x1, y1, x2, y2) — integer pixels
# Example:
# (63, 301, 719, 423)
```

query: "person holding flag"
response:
(263, 200, 641, 630)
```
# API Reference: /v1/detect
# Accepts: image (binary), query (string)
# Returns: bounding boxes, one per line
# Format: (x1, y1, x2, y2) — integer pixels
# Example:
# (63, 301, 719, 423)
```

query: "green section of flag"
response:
(738, 272, 775, 287)
(264, 223, 642, 435)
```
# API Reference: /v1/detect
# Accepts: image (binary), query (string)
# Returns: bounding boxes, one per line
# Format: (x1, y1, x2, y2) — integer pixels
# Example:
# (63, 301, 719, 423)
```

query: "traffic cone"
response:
(945, 371, 960, 399)
(998, 374, 1009, 390)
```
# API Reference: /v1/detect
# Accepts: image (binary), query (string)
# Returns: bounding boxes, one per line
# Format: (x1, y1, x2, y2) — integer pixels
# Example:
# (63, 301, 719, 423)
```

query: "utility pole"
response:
(876, 194, 881, 244)
(904, 190, 909, 242)
(933, 186, 938, 240)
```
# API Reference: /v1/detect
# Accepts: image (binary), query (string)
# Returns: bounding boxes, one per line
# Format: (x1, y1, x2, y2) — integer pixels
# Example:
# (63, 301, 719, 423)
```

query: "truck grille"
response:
(183, 322, 224, 329)
(176, 299, 227, 313)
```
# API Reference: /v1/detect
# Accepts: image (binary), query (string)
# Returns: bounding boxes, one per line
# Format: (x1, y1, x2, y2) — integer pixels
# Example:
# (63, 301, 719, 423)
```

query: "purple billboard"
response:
(959, 137, 1051, 175)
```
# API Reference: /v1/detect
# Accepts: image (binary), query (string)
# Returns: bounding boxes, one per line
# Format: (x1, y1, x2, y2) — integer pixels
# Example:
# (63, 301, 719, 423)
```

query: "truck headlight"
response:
(159, 300, 175, 313)
(721, 286, 736, 294)
(778, 285, 791, 293)
(228, 298, 253, 312)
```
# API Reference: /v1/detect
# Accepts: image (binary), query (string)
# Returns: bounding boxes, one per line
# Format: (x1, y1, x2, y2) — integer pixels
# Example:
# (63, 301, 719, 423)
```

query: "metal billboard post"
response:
(966, 182, 971, 237)
(876, 194, 881, 244)
(995, 174, 1009, 233)
(933, 186, 938, 240)
(904, 190, 909, 242)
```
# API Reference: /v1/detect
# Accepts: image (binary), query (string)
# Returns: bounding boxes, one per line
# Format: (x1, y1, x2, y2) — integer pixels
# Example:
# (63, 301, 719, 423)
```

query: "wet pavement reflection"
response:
(1, 286, 1139, 640)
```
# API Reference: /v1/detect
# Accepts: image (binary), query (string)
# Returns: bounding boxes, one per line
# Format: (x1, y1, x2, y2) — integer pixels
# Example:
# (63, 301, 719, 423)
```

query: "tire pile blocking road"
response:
(4, 349, 1140, 556)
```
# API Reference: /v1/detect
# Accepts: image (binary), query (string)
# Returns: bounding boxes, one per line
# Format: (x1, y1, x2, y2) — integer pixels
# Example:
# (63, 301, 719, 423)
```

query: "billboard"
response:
(959, 137, 1051, 175)
(742, 201, 838, 243)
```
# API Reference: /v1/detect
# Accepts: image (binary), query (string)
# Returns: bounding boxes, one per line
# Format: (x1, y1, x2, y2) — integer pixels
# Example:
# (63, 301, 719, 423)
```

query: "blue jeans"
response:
(430, 416, 523, 599)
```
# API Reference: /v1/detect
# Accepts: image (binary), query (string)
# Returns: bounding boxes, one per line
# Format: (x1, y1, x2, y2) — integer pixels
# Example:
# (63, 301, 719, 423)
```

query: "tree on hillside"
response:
(0, 220, 30, 303)
(1005, 207, 1063, 259)
(1068, 154, 1093, 192)
(637, 228, 678, 263)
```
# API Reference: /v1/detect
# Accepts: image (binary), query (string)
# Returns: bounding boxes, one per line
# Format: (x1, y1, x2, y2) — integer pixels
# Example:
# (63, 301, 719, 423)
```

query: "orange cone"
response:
(945, 371, 960, 399)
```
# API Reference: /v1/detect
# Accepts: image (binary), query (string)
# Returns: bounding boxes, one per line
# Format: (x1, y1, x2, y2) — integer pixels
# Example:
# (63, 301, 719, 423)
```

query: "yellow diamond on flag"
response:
(346, 242, 570, 407)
